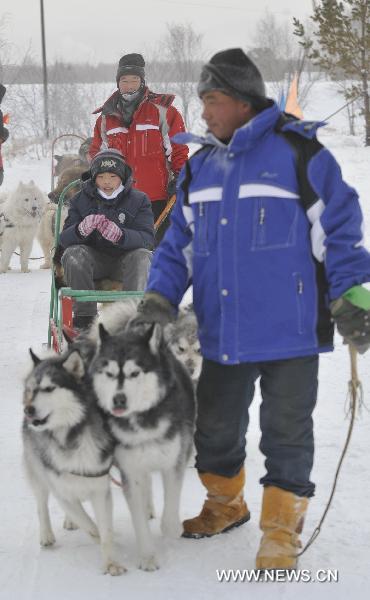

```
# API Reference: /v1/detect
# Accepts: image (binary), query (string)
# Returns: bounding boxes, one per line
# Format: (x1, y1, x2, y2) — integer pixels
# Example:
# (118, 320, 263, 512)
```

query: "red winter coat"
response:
(0, 115, 9, 185)
(89, 88, 188, 202)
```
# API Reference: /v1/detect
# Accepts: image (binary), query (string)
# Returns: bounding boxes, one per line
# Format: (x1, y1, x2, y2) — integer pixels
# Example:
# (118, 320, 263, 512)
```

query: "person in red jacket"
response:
(89, 53, 188, 244)
(0, 84, 9, 187)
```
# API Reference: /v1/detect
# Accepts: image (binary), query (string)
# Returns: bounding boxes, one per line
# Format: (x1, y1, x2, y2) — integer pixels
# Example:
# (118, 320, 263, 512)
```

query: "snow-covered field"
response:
(1, 82, 370, 600)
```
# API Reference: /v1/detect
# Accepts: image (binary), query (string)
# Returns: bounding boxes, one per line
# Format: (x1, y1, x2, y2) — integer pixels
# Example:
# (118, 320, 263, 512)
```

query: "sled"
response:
(48, 180, 144, 353)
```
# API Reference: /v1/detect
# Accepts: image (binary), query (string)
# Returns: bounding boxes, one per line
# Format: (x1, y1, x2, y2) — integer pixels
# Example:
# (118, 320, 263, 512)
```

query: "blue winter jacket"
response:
(147, 102, 370, 365)
(60, 176, 154, 257)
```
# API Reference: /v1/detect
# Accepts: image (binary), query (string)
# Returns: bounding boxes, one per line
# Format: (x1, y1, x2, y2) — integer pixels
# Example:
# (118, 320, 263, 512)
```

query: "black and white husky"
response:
(88, 299, 202, 385)
(91, 323, 195, 571)
(22, 349, 125, 576)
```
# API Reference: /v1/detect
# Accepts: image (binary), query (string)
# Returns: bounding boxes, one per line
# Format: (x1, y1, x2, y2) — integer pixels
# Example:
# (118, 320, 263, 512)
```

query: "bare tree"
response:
(0, 12, 34, 85)
(0, 13, 11, 81)
(161, 23, 204, 128)
(249, 10, 320, 110)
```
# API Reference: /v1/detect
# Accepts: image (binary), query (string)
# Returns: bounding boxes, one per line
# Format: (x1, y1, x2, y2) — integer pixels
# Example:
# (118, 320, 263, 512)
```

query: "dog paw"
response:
(161, 519, 182, 538)
(40, 263, 50, 270)
(40, 530, 56, 547)
(63, 517, 78, 530)
(139, 554, 160, 571)
(21, 268, 30, 273)
(104, 561, 127, 576)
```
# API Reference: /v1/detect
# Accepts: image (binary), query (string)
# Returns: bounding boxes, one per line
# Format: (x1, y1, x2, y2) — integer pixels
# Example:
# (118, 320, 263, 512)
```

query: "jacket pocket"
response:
(136, 125, 162, 157)
(193, 202, 209, 256)
(293, 272, 305, 334)
(251, 197, 298, 251)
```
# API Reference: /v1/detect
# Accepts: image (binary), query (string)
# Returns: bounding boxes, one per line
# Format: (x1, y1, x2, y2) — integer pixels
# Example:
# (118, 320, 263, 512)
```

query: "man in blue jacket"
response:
(137, 48, 370, 570)
(60, 148, 154, 330)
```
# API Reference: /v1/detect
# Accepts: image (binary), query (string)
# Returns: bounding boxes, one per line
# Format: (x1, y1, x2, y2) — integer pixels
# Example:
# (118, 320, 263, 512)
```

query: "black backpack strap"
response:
(275, 114, 323, 212)
(181, 145, 213, 206)
(147, 92, 175, 108)
(275, 115, 333, 345)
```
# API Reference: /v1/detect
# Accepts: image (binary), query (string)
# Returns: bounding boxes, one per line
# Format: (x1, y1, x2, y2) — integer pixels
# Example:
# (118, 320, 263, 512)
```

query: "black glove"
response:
(330, 293, 370, 354)
(167, 174, 177, 199)
(135, 291, 176, 327)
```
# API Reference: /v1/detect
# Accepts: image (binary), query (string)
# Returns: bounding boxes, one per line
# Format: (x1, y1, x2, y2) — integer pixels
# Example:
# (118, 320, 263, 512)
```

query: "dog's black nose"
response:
(24, 405, 36, 417)
(113, 393, 127, 408)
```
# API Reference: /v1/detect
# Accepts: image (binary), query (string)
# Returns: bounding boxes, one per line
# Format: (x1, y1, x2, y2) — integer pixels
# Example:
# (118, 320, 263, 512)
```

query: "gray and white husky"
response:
(91, 322, 195, 571)
(22, 348, 125, 576)
(165, 304, 201, 385)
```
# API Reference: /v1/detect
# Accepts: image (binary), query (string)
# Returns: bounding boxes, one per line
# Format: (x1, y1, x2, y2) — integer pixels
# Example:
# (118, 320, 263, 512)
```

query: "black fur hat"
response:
(90, 149, 129, 183)
(116, 53, 145, 85)
(197, 48, 267, 109)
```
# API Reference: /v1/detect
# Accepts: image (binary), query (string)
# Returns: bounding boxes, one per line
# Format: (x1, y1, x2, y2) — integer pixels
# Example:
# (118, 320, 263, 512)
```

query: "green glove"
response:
(330, 285, 370, 354)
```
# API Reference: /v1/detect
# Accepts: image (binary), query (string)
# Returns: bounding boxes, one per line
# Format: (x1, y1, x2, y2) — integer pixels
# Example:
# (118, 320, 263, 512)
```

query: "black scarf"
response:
(117, 85, 146, 127)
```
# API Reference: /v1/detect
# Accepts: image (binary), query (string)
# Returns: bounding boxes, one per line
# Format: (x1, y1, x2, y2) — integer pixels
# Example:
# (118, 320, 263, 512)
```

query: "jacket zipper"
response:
(295, 275, 305, 334)
(259, 207, 265, 225)
(196, 202, 208, 254)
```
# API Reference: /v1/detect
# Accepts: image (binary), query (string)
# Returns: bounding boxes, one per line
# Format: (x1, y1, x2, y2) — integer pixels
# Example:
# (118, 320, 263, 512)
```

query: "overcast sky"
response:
(3, 0, 314, 65)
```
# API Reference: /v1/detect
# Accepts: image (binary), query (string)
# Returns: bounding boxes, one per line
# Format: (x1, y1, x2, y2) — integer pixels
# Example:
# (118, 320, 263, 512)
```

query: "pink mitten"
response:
(97, 218, 123, 243)
(78, 214, 106, 237)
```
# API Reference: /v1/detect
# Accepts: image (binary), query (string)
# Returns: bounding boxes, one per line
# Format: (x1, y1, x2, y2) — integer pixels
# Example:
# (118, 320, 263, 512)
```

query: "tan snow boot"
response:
(182, 468, 250, 538)
(256, 486, 309, 570)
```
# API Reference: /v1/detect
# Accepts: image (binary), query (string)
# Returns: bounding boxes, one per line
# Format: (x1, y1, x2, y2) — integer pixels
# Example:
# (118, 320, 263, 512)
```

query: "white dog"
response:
(37, 202, 68, 269)
(0, 181, 47, 273)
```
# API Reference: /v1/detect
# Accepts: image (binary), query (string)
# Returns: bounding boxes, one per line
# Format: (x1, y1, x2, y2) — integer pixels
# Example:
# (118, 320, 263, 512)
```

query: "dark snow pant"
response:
(61, 244, 152, 317)
(195, 355, 319, 498)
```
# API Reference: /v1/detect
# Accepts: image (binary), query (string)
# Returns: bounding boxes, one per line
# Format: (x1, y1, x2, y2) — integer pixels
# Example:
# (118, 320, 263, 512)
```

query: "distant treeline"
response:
(1, 60, 203, 84)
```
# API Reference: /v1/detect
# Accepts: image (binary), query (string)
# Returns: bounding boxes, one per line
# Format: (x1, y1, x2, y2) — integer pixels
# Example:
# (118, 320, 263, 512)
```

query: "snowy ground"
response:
(1, 83, 370, 599)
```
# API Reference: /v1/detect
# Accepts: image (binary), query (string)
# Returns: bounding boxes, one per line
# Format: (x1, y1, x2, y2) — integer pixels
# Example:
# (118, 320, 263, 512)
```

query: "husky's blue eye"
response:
(105, 372, 115, 378)
(129, 370, 140, 378)
(42, 386, 56, 393)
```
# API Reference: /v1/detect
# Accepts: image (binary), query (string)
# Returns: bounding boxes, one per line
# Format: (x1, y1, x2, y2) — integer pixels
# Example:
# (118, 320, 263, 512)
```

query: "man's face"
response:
(95, 173, 122, 195)
(201, 91, 254, 140)
(118, 75, 142, 95)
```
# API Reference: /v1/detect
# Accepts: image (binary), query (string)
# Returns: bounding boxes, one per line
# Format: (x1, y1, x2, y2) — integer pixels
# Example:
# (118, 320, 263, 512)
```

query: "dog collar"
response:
(67, 465, 113, 478)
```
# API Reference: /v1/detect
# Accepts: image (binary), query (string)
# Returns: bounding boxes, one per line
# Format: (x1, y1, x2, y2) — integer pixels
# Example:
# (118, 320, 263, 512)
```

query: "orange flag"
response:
(285, 75, 303, 119)
(3, 113, 10, 124)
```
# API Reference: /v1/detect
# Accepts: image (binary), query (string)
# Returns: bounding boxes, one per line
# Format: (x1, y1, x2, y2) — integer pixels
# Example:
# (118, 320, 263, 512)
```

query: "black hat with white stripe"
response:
(90, 149, 128, 182)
